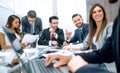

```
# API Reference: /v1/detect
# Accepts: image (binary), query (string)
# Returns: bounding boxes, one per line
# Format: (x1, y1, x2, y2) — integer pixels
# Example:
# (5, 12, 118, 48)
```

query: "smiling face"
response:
(88, 4, 107, 46)
(72, 15, 83, 28)
(92, 6, 104, 23)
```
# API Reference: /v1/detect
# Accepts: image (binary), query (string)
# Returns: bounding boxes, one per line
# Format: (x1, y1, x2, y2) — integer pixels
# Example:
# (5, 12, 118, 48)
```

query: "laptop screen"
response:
(2, 26, 24, 57)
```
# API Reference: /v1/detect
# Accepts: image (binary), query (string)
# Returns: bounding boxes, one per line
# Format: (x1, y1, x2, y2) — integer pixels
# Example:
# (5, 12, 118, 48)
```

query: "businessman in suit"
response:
(38, 16, 65, 47)
(63, 14, 88, 46)
(22, 10, 42, 47)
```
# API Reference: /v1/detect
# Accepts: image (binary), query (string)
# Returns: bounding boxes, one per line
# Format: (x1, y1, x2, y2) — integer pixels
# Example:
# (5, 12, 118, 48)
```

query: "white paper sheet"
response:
(21, 34, 39, 44)
(42, 50, 75, 58)
(0, 51, 11, 56)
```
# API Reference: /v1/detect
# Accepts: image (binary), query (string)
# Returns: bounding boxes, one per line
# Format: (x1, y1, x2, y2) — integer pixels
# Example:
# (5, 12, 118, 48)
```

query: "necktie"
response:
(50, 33, 54, 40)
(31, 25, 34, 34)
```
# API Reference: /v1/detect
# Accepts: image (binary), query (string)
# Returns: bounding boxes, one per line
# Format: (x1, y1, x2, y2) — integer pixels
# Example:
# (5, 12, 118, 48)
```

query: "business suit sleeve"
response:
(38, 29, 50, 45)
(21, 17, 28, 35)
(69, 30, 78, 43)
(75, 64, 112, 73)
(106, 22, 113, 38)
(77, 34, 89, 50)
(34, 17, 42, 34)
(82, 24, 89, 41)
(78, 36, 114, 64)
(56, 29, 65, 46)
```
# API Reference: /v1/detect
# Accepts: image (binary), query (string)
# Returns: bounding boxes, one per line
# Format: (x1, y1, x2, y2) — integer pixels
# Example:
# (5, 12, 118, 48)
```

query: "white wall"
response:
(0, 0, 87, 36)
(57, 0, 87, 34)
(0, 4, 14, 26)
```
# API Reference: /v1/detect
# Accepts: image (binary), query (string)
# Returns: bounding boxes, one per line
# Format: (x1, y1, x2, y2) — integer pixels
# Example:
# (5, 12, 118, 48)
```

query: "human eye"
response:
(92, 11, 96, 14)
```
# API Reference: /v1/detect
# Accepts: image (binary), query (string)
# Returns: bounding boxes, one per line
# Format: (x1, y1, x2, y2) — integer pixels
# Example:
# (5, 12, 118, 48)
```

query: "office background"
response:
(0, 0, 120, 34)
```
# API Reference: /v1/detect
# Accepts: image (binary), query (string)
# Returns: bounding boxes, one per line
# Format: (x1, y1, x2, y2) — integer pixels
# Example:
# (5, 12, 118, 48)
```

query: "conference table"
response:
(0, 45, 80, 73)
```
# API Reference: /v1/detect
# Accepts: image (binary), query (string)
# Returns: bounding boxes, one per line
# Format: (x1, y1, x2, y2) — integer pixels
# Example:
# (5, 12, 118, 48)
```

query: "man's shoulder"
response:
(36, 17, 42, 20)
(43, 28, 49, 31)
(82, 23, 89, 30)
(56, 28, 63, 31)
(22, 16, 27, 20)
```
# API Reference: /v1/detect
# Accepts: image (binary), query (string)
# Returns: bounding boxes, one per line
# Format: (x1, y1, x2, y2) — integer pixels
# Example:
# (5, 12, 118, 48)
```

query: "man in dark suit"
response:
(38, 16, 64, 46)
(45, 0, 120, 73)
(22, 10, 42, 47)
(63, 14, 88, 45)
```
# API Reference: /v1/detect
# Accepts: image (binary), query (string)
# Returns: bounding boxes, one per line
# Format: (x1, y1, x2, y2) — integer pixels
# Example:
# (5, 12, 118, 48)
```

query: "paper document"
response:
(0, 51, 11, 56)
(42, 50, 74, 58)
(22, 34, 39, 44)
(23, 49, 39, 60)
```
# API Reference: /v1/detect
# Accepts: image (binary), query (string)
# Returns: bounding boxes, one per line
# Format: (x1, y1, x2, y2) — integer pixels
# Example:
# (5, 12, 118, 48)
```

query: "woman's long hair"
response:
(88, 3, 107, 46)
(5, 15, 23, 42)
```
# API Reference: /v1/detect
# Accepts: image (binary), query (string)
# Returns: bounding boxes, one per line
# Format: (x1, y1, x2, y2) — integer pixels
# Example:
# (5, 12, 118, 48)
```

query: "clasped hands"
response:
(49, 28, 58, 46)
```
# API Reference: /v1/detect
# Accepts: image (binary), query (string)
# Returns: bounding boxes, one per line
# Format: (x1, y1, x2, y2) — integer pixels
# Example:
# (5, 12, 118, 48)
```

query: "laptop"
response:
(2, 26, 69, 73)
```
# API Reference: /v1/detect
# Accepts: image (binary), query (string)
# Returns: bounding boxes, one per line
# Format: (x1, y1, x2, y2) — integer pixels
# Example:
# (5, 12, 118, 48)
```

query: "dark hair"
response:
(6, 15, 21, 28)
(88, 3, 107, 46)
(5, 15, 23, 42)
(72, 14, 82, 19)
(49, 16, 59, 23)
(27, 10, 36, 18)
(109, 0, 118, 3)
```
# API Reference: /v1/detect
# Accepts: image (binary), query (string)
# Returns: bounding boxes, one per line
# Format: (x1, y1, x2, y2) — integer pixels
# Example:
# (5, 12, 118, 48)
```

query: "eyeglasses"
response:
(51, 22, 58, 24)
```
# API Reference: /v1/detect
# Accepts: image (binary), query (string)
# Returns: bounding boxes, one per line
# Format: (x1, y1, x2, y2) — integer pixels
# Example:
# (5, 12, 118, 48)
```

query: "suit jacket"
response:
(76, 64, 112, 73)
(38, 27, 65, 46)
(22, 16, 42, 35)
(78, 7, 120, 73)
(78, 22, 113, 50)
(69, 23, 88, 44)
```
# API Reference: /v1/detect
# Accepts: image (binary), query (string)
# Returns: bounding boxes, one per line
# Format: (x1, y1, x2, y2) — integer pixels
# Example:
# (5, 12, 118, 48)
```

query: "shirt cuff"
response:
(49, 41, 52, 46)
(55, 33, 58, 38)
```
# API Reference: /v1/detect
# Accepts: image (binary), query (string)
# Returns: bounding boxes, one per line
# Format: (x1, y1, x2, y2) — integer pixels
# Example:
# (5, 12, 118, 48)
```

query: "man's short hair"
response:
(27, 10, 36, 18)
(49, 16, 59, 23)
(72, 14, 82, 19)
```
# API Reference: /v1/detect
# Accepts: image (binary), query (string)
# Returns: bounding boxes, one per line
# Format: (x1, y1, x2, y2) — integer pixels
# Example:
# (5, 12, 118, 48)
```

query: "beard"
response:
(76, 23, 82, 28)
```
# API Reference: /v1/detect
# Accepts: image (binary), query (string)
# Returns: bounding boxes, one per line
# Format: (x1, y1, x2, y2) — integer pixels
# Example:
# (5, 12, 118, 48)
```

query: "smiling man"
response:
(63, 14, 88, 46)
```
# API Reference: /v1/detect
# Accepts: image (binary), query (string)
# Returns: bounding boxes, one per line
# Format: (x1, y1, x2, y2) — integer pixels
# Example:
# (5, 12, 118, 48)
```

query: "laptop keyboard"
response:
(34, 59, 62, 73)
